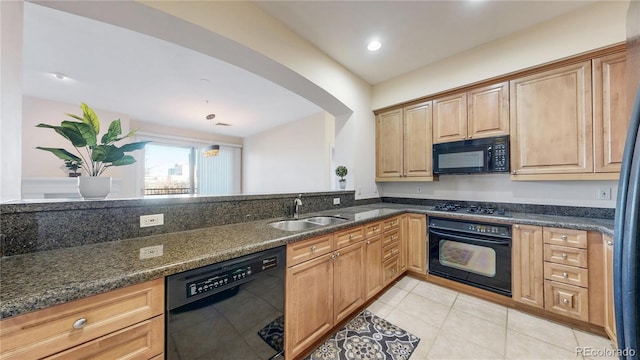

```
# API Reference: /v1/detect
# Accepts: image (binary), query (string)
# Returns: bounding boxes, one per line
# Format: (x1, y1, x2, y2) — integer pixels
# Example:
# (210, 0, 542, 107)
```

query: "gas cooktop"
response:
(432, 203, 509, 217)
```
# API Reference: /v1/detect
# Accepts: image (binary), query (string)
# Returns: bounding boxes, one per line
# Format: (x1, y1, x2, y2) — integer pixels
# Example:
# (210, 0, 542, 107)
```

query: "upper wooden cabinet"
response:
(594, 52, 629, 173)
(510, 61, 594, 177)
(432, 82, 509, 144)
(376, 101, 433, 181)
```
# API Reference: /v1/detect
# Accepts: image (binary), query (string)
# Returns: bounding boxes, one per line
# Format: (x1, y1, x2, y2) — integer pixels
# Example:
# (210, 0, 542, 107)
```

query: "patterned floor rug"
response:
(305, 310, 421, 360)
(258, 315, 284, 353)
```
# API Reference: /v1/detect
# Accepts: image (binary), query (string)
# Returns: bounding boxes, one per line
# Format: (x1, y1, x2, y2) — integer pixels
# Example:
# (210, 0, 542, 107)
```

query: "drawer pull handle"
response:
(366, 240, 371, 245)
(562, 272, 568, 278)
(73, 318, 87, 330)
(349, 234, 354, 239)
(561, 253, 568, 259)
(311, 245, 316, 253)
(563, 299, 570, 305)
(561, 235, 568, 240)
(607, 241, 613, 246)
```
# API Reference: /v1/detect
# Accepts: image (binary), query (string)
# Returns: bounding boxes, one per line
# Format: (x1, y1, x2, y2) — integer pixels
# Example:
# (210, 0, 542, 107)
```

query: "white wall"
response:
(243, 112, 334, 194)
(22, 96, 138, 198)
(371, 0, 628, 209)
(0, 1, 23, 202)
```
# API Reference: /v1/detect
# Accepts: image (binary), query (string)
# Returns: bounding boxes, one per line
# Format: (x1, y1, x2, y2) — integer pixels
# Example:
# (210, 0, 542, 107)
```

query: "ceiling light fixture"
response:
(367, 40, 382, 52)
(204, 113, 220, 157)
(52, 72, 67, 80)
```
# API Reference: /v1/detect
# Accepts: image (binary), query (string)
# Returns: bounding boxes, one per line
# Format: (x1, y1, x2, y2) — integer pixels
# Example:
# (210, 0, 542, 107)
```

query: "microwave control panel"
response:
(492, 138, 509, 172)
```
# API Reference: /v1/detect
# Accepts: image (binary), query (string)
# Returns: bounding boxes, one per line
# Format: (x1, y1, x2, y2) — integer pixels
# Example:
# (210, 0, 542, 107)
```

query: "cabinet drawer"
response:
(382, 230, 400, 247)
(334, 226, 365, 249)
(543, 228, 587, 248)
(544, 262, 589, 287)
(544, 244, 588, 267)
(383, 255, 400, 285)
(46, 315, 164, 360)
(364, 221, 382, 238)
(544, 281, 589, 321)
(287, 234, 333, 267)
(382, 217, 401, 233)
(0, 278, 164, 360)
(383, 241, 401, 262)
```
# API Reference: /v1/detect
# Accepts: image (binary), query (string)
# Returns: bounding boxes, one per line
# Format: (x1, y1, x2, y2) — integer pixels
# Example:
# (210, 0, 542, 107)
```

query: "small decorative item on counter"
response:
(64, 159, 83, 177)
(335, 165, 348, 190)
(36, 103, 150, 199)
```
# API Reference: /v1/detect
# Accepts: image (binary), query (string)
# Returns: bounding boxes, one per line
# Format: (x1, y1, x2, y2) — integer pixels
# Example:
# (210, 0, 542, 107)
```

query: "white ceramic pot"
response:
(339, 180, 346, 190)
(78, 176, 112, 199)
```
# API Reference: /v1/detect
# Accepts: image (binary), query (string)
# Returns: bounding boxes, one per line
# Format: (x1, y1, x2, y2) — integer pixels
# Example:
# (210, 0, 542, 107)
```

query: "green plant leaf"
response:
(119, 141, 150, 152)
(37, 123, 87, 147)
(65, 113, 84, 122)
(101, 119, 122, 144)
(92, 145, 124, 162)
(61, 121, 97, 147)
(35, 147, 81, 162)
(111, 155, 136, 166)
(80, 103, 100, 134)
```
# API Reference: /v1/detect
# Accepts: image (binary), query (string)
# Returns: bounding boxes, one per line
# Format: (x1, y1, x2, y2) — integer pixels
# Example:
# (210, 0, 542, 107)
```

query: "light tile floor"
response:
(366, 277, 617, 360)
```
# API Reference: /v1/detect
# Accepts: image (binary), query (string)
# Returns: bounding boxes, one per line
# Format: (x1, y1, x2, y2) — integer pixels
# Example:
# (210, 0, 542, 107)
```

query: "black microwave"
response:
(433, 136, 509, 175)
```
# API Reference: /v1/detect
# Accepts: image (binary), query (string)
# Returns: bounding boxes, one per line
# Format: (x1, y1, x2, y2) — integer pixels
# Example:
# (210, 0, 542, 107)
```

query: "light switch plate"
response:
(139, 245, 163, 259)
(333, 198, 340, 205)
(140, 214, 164, 227)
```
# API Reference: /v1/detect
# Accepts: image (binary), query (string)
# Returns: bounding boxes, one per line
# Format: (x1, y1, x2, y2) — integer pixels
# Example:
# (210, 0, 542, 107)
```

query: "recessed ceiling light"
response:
(367, 40, 382, 52)
(52, 72, 67, 80)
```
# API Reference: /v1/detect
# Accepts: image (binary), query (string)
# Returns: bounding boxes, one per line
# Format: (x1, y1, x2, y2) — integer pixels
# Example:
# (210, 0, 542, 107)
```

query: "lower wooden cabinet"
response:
(0, 278, 164, 360)
(603, 234, 617, 343)
(333, 242, 366, 323)
(365, 235, 383, 299)
(512, 224, 545, 308)
(544, 281, 589, 321)
(405, 214, 427, 274)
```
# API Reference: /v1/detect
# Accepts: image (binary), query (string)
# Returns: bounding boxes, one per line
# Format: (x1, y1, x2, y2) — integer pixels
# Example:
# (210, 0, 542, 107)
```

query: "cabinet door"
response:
(468, 81, 509, 139)
(403, 101, 433, 177)
(406, 213, 427, 274)
(365, 236, 383, 300)
(594, 53, 628, 173)
(285, 254, 334, 360)
(433, 92, 467, 143)
(333, 242, 366, 323)
(512, 224, 545, 308)
(603, 235, 617, 343)
(399, 215, 409, 272)
(510, 61, 593, 175)
(376, 109, 403, 178)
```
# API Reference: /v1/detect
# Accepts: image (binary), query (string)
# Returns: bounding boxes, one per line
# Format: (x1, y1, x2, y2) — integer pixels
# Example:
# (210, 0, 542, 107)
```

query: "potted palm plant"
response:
(335, 165, 348, 190)
(36, 103, 150, 199)
(64, 159, 83, 177)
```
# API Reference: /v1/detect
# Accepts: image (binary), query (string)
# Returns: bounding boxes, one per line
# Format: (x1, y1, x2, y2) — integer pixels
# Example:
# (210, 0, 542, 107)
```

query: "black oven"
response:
(433, 135, 509, 174)
(428, 217, 511, 297)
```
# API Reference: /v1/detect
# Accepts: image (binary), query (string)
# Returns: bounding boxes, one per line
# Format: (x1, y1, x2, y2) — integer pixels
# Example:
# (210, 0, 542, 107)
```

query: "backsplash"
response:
(381, 197, 616, 219)
(0, 191, 356, 256)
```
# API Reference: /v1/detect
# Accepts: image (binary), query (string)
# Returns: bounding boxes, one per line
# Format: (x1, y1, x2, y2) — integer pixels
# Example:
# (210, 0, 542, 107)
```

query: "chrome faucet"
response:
(293, 194, 303, 219)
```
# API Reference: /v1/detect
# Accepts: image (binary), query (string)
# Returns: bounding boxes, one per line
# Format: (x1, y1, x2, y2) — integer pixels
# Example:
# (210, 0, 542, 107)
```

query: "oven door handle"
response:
(429, 229, 511, 246)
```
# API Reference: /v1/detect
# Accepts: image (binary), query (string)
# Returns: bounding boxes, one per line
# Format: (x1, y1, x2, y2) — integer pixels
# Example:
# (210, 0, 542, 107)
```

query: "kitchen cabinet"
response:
(405, 213, 427, 274)
(0, 278, 164, 360)
(603, 234, 617, 343)
(285, 227, 366, 359)
(364, 222, 383, 300)
(432, 82, 509, 143)
(376, 101, 434, 181)
(512, 224, 544, 308)
(510, 61, 594, 177)
(594, 52, 628, 173)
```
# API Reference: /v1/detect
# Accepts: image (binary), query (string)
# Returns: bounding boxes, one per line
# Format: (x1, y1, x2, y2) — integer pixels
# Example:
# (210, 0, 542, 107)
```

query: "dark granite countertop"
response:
(0, 203, 614, 319)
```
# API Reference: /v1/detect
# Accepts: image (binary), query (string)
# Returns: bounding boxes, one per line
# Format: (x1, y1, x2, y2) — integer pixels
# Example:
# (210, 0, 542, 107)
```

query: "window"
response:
(140, 135, 241, 196)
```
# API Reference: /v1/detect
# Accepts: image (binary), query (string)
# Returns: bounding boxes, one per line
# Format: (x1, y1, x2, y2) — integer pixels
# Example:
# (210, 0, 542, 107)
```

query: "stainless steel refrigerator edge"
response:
(613, 84, 640, 359)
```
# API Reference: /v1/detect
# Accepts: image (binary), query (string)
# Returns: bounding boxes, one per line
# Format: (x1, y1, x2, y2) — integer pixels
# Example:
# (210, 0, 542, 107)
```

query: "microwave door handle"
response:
(429, 229, 511, 245)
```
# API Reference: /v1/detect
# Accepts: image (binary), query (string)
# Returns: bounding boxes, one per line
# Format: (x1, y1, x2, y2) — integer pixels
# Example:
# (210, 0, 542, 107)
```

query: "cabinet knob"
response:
(563, 298, 570, 305)
(349, 234, 354, 239)
(311, 245, 316, 253)
(512, 170, 517, 175)
(562, 272, 568, 278)
(366, 240, 371, 245)
(468, 135, 472, 139)
(336, 252, 340, 257)
(73, 318, 87, 330)
(560, 235, 568, 240)
(607, 241, 613, 246)
(514, 224, 520, 229)
(561, 253, 568, 259)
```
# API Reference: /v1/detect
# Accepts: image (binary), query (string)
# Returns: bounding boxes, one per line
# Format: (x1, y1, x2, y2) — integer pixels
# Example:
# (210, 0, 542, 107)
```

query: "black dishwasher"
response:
(166, 246, 285, 360)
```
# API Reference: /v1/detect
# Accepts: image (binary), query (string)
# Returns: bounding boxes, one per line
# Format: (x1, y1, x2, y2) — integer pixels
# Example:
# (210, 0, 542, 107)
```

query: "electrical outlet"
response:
(333, 198, 341, 205)
(417, 186, 423, 194)
(597, 187, 612, 200)
(139, 245, 163, 259)
(140, 214, 164, 227)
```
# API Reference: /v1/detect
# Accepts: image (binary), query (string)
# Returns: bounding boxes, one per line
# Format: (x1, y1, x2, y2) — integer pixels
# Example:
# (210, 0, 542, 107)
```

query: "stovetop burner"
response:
(433, 203, 508, 216)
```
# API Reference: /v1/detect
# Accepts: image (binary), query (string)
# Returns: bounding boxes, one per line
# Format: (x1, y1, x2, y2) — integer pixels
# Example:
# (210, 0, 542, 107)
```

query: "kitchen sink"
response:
(268, 216, 348, 231)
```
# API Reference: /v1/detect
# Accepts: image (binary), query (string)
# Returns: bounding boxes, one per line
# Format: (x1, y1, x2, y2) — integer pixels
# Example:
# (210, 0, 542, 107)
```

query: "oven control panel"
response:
(429, 217, 511, 238)
(467, 224, 509, 237)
